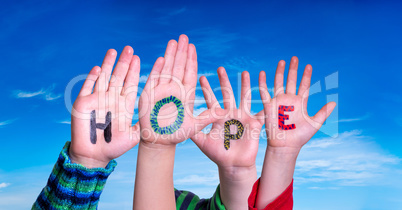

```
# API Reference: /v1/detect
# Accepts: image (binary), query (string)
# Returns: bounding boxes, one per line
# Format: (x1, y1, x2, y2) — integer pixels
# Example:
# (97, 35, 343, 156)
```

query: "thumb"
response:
(311, 101, 337, 127)
(254, 109, 266, 125)
(112, 123, 140, 156)
(129, 122, 141, 146)
(191, 131, 208, 151)
(193, 108, 226, 133)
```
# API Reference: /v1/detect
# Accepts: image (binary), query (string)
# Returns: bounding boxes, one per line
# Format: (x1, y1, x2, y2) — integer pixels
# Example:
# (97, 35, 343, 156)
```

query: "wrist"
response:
(256, 146, 298, 208)
(218, 165, 257, 210)
(218, 164, 257, 182)
(139, 138, 177, 151)
(266, 146, 300, 162)
(137, 139, 176, 163)
(69, 150, 110, 169)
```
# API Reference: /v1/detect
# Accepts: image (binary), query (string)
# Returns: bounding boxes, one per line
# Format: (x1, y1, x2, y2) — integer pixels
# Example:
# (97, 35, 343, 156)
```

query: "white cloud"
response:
(193, 107, 207, 117)
(194, 95, 206, 107)
(303, 130, 361, 149)
(13, 85, 61, 101)
(45, 94, 61, 101)
(0, 119, 16, 127)
(58, 120, 71, 124)
(251, 85, 275, 94)
(15, 90, 44, 98)
(294, 130, 402, 187)
(223, 57, 258, 72)
(201, 124, 213, 133)
(2, 129, 401, 209)
(336, 113, 370, 123)
(135, 97, 140, 109)
(138, 74, 149, 83)
(0, 164, 54, 209)
(0, 183, 10, 189)
(198, 72, 216, 78)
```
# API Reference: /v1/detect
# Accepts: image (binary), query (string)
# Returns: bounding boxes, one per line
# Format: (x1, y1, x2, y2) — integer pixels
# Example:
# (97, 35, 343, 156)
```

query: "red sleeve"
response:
(248, 178, 293, 210)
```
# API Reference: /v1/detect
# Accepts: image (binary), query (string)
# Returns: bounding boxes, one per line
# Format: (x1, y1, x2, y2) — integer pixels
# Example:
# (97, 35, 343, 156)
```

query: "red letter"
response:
(278, 105, 296, 130)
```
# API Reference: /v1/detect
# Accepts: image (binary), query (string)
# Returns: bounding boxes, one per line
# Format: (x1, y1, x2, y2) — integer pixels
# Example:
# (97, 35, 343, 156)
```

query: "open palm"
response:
(192, 67, 264, 168)
(259, 56, 336, 150)
(70, 46, 141, 168)
(138, 35, 217, 145)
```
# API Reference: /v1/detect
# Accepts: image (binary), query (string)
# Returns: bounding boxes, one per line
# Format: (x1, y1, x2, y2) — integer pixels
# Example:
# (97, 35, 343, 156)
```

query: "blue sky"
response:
(1, 0, 402, 209)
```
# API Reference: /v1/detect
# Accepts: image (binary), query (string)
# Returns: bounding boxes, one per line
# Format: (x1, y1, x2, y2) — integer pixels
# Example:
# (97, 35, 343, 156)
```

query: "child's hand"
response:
(255, 56, 336, 208)
(138, 35, 217, 146)
(70, 46, 141, 168)
(192, 68, 263, 170)
(192, 67, 264, 210)
(134, 35, 218, 210)
(259, 56, 336, 152)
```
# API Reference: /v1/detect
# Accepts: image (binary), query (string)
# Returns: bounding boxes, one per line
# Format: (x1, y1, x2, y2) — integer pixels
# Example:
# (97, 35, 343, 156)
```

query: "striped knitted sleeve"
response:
(32, 141, 117, 210)
(174, 185, 226, 210)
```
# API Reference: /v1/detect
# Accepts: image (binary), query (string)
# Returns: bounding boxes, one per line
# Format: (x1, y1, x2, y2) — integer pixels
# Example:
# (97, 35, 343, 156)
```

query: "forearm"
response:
(219, 165, 257, 210)
(255, 146, 299, 209)
(133, 141, 176, 210)
(33, 142, 116, 210)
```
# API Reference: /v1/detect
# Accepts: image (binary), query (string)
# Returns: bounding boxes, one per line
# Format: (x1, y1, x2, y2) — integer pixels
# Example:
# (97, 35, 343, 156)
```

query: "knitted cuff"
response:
(33, 141, 117, 210)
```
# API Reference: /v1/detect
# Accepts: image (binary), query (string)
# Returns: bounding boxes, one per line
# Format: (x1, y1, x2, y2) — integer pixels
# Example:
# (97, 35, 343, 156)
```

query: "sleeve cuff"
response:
(209, 184, 226, 210)
(33, 141, 117, 209)
(174, 185, 226, 209)
(60, 141, 117, 174)
(248, 178, 293, 210)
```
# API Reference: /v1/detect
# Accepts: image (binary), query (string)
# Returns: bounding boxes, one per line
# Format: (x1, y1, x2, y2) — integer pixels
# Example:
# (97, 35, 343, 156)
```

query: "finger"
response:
(159, 40, 178, 84)
(113, 124, 140, 153)
(240, 71, 251, 112)
(191, 131, 208, 151)
(274, 60, 286, 96)
(254, 109, 265, 125)
(94, 49, 117, 93)
(123, 55, 141, 92)
(298, 64, 313, 109)
(171, 34, 189, 83)
(183, 44, 198, 87)
(194, 109, 224, 133)
(259, 71, 271, 111)
(130, 122, 141, 143)
(200, 76, 220, 109)
(285, 56, 299, 95)
(143, 57, 165, 92)
(184, 44, 198, 113)
(78, 66, 101, 96)
(123, 55, 141, 111)
(217, 67, 236, 109)
(311, 102, 337, 126)
(109, 46, 134, 89)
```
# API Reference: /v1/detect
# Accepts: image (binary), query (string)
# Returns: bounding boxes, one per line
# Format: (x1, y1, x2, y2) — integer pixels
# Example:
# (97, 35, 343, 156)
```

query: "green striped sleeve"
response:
(174, 185, 226, 210)
(32, 141, 117, 210)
